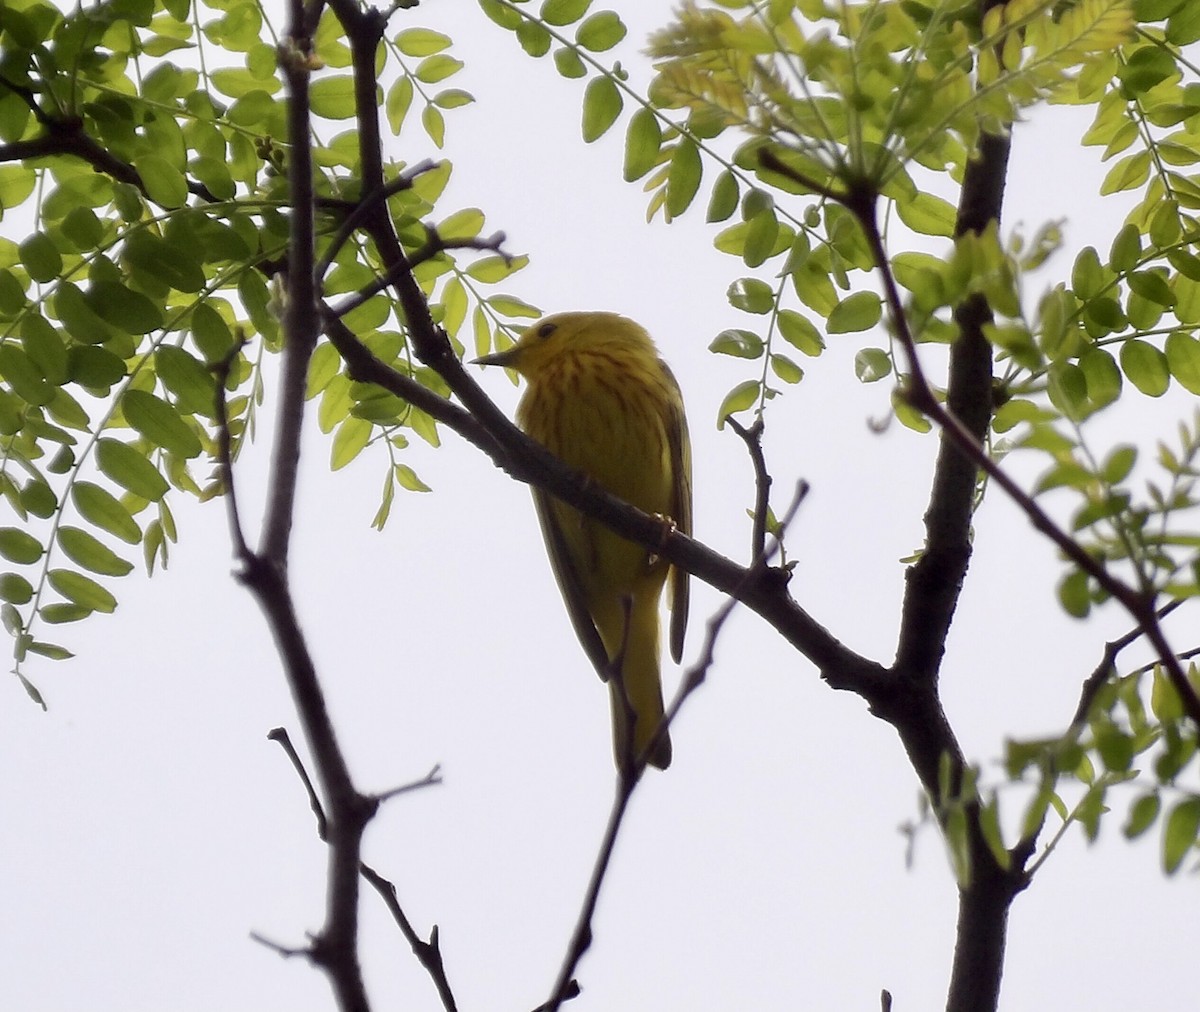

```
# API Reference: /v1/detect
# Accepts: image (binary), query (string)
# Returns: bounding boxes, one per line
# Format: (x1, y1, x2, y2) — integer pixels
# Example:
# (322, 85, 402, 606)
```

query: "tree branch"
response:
(0, 114, 217, 203)
(725, 416, 771, 560)
(268, 729, 457, 1012)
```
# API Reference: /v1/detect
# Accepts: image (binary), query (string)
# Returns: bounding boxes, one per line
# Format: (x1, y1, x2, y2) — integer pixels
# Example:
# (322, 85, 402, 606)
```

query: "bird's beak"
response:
(472, 346, 521, 368)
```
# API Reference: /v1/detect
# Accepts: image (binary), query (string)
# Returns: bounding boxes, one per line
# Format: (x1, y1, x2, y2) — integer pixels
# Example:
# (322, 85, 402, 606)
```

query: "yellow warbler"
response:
(477, 312, 692, 772)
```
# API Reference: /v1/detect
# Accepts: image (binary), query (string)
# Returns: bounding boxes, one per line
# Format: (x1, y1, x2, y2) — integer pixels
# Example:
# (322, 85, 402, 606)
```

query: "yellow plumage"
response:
(477, 312, 692, 772)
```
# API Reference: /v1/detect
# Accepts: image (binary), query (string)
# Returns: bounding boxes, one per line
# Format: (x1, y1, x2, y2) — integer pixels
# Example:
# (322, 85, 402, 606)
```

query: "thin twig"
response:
(251, 932, 312, 959)
(325, 231, 507, 322)
(374, 764, 443, 804)
(268, 727, 327, 837)
(357, 865, 459, 1012)
(1069, 598, 1186, 729)
(212, 340, 251, 561)
(314, 162, 440, 279)
(725, 416, 771, 560)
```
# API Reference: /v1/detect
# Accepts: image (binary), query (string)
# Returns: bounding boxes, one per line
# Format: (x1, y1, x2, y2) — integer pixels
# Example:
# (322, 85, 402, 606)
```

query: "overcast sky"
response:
(1, 3, 1196, 1011)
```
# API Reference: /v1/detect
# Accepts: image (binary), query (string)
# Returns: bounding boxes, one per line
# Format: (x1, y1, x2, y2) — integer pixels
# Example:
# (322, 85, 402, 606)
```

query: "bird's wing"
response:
(532, 488, 612, 681)
(663, 362, 692, 664)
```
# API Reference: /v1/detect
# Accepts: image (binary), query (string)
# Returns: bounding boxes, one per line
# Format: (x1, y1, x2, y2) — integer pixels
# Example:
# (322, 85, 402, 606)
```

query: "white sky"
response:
(0, 2, 1196, 1011)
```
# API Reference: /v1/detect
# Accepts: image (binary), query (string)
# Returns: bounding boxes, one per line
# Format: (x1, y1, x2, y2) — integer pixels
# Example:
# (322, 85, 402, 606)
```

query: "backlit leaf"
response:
(95, 438, 170, 501)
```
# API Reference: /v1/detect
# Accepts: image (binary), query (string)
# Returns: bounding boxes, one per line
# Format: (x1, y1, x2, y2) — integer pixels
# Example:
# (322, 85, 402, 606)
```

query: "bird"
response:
(476, 311, 692, 774)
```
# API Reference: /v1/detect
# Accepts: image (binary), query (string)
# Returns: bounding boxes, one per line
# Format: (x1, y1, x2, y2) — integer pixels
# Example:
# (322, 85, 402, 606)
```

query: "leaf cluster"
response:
(0, 0, 537, 699)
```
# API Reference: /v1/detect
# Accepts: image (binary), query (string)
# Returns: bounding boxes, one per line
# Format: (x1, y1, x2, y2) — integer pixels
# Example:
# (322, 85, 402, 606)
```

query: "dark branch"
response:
(213, 341, 251, 561)
(324, 230, 508, 322)
(1069, 598, 1186, 729)
(725, 416, 772, 560)
(315, 161, 441, 279)
(268, 730, 457, 1011)
(0, 117, 217, 203)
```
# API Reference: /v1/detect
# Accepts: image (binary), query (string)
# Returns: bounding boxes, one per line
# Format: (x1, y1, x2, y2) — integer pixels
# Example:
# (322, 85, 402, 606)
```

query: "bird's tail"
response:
(608, 592, 672, 772)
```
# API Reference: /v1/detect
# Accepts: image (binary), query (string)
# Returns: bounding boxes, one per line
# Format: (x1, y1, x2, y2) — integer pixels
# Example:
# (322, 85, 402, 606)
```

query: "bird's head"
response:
(473, 311, 647, 378)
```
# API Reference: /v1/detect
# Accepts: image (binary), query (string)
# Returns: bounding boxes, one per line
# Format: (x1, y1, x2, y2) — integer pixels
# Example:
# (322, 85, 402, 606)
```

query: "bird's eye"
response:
(537, 322, 557, 339)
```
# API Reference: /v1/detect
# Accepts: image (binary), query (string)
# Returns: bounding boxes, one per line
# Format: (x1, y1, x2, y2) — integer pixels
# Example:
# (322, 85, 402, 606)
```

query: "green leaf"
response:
(433, 89, 474, 109)
(122, 390, 203, 458)
(1165, 331, 1200, 393)
(479, 0, 523, 28)
(1127, 269, 1174, 308)
(1079, 348, 1122, 407)
(1123, 792, 1160, 839)
(395, 28, 452, 56)
(0, 528, 43, 564)
(516, 20, 552, 57)
(777, 309, 825, 356)
(709, 329, 764, 359)
(57, 527, 134, 577)
(487, 294, 540, 318)
(1133, 0, 1187, 20)
(0, 572, 32, 604)
(87, 282, 163, 335)
(542, 0, 592, 25)
(553, 47, 587, 78)
(20, 480, 56, 519)
(1100, 150, 1150, 196)
(716, 379, 760, 428)
(20, 313, 68, 384)
(190, 302, 235, 361)
(1162, 795, 1200, 873)
(395, 463, 431, 492)
(422, 104, 445, 147)
(27, 640, 73, 661)
(122, 232, 206, 294)
(0, 343, 53, 405)
(828, 291, 883, 334)
(895, 191, 956, 238)
(1120, 339, 1170, 396)
(666, 137, 702, 217)
(19, 233, 62, 283)
(72, 481, 142, 545)
(415, 55, 464, 85)
(95, 438, 170, 501)
(727, 278, 774, 314)
(0, 165, 36, 210)
(854, 348, 891, 382)
(386, 76, 414, 134)
(309, 75, 359, 119)
(41, 603, 92, 625)
(742, 210, 780, 269)
(134, 153, 188, 207)
(438, 207, 485, 240)
(582, 75, 622, 142)
(331, 416, 372, 470)
(1058, 569, 1091, 618)
(48, 569, 117, 614)
(623, 106, 661, 181)
(155, 346, 217, 417)
(706, 171, 739, 222)
(770, 353, 803, 384)
(1167, 1, 1200, 44)
(1109, 223, 1141, 274)
(892, 402, 930, 440)
(1101, 445, 1136, 485)
(68, 346, 127, 391)
(576, 11, 626, 51)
